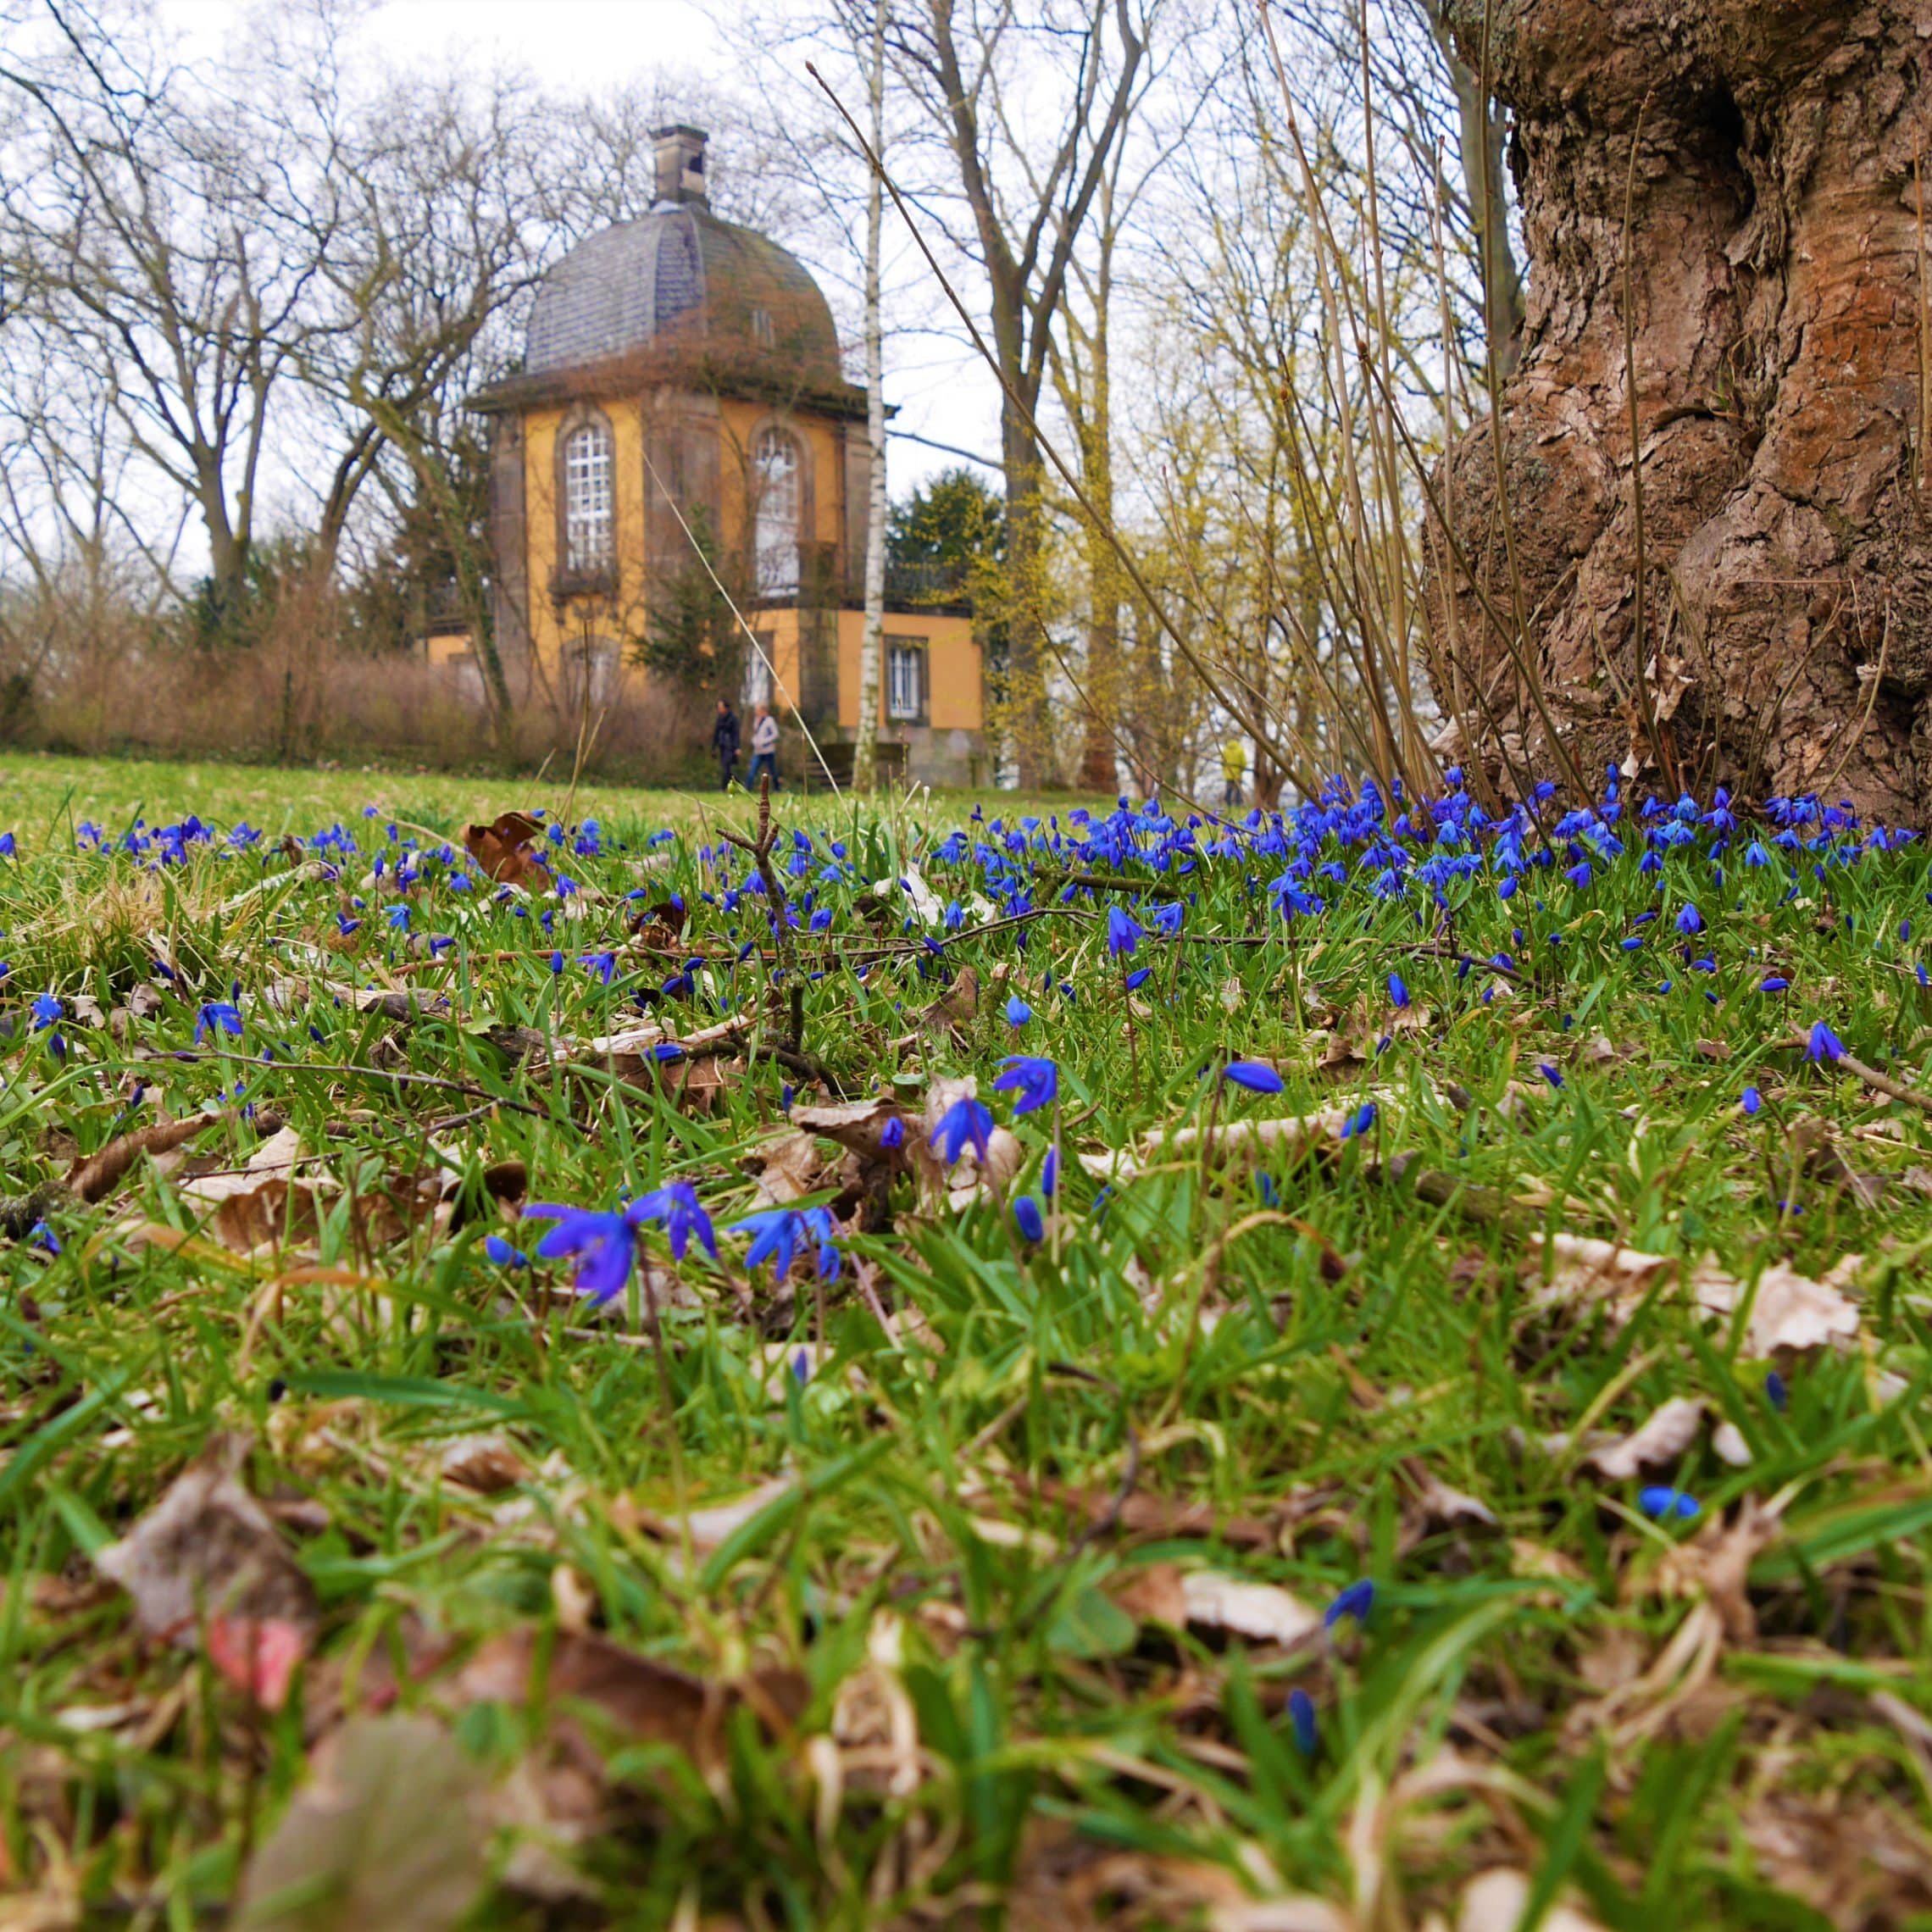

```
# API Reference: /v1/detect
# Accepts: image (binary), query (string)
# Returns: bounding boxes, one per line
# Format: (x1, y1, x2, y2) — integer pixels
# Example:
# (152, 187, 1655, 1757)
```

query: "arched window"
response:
(562, 420, 613, 573)
(752, 428, 801, 597)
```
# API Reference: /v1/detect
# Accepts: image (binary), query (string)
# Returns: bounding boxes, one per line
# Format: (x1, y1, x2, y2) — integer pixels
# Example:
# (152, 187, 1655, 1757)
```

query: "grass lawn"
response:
(2, 757, 1929, 1929)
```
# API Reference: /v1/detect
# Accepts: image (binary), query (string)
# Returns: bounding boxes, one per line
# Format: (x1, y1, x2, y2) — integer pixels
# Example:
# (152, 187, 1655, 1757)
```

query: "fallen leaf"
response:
(463, 810, 548, 891)
(437, 1435, 528, 1495)
(68, 1113, 216, 1203)
(750, 1130, 830, 1207)
(1458, 1868, 1607, 1932)
(236, 1713, 485, 1930)
(1692, 1257, 1861, 1354)
(177, 1126, 323, 1253)
(1584, 1396, 1706, 1481)
(1114, 1564, 1320, 1646)
(94, 1435, 319, 1707)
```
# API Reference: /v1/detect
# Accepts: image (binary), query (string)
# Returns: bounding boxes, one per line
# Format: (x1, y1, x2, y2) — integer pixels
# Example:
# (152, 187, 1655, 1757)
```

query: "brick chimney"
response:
(652, 125, 708, 208)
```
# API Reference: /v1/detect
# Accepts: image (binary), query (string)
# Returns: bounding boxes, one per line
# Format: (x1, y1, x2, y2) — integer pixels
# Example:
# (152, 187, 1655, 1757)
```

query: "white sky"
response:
(158, 0, 1004, 497)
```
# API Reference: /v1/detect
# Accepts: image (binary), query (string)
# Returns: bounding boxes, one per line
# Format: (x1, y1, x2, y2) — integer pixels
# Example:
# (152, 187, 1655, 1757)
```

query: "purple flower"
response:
(580, 951, 617, 985)
(1537, 1063, 1564, 1089)
(1224, 1061, 1284, 1093)
(1013, 1195, 1045, 1243)
(29, 1219, 58, 1256)
(1758, 976, 1790, 994)
(1806, 1020, 1846, 1063)
(195, 1001, 243, 1044)
(1341, 1101, 1377, 1140)
(1740, 1085, 1763, 1115)
(484, 1234, 528, 1268)
(1106, 906, 1141, 957)
(1288, 1685, 1318, 1755)
(525, 1206, 635, 1305)
(1387, 973, 1410, 1009)
(993, 1055, 1058, 1116)
(627, 1180, 717, 1260)
(1638, 1486, 1700, 1520)
(930, 1094, 994, 1165)
(30, 994, 61, 1031)
(1042, 1147, 1058, 1197)
(1123, 966, 1152, 991)
(1324, 1579, 1374, 1629)
(881, 1116, 906, 1149)
(1674, 903, 1702, 935)
(1004, 994, 1033, 1027)
(1765, 1370, 1788, 1413)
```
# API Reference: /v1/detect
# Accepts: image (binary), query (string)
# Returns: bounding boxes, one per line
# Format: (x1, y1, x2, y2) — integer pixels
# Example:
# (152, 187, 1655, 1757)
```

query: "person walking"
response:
(712, 697, 741, 791)
(1219, 736, 1246, 809)
(748, 702, 780, 791)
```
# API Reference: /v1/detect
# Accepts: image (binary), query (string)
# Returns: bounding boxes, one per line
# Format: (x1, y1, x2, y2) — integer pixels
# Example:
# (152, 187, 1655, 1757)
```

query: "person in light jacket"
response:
(748, 703, 780, 791)
(1220, 736, 1246, 808)
(712, 698, 741, 791)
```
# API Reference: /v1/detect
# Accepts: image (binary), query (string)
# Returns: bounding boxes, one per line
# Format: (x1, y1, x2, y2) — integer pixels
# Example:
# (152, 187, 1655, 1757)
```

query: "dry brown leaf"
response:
(463, 810, 548, 891)
(751, 1130, 831, 1207)
(68, 1113, 217, 1204)
(1459, 1868, 1607, 1932)
(437, 1435, 528, 1496)
(1584, 1396, 1707, 1481)
(236, 1713, 484, 1931)
(1652, 1494, 1785, 1642)
(790, 1097, 914, 1166)
(177, 1125, 323, 1253)
(94, 1434, 319, 1709)
(1114, 1563, 1320, 1646)
(1691, 1257, 1861, 1354)
(1530, 1233, 1672, 1320)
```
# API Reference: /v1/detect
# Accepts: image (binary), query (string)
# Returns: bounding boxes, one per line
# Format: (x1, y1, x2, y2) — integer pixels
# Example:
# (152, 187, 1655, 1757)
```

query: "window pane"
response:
(752, 430, 800, 596)
(564, 423, 613, 572)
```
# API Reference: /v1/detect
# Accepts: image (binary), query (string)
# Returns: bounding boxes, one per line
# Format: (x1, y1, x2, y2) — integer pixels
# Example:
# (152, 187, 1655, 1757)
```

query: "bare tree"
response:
(853, 0, 890, 792)
(885, 0, 1156, 786)
(0, 0, 333, 633)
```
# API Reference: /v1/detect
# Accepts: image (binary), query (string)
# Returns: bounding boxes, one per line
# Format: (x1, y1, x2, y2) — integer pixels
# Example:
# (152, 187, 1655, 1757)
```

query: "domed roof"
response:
(525, 203, 845, 391)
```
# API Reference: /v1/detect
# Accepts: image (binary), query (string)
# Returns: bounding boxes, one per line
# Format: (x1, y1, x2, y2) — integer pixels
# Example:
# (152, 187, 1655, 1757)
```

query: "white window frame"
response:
(563, 422, 613, 573)
(743, 631, 774, 708)
(752, 428, 802, 597)
(886, 639, 926, 723)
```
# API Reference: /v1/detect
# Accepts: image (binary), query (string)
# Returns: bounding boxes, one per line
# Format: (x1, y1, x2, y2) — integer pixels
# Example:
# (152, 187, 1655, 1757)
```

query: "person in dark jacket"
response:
(712, 698, 741, 791)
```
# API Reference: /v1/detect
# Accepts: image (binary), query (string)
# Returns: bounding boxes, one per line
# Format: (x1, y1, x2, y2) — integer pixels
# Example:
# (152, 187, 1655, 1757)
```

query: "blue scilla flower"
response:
(993, 1056, 1058, 1116)
(484, 1234, 528, 1268)
(1106, 905, 1141, 956)
(881, 1116, 906, 1150)
(1807, 1020, 1846, 1063)
(1537, 1063, 1564, 1089)
(627, 1180, 717, 1261)
(1013, 1195, 1045, 1243)
(1638, 1486, 1700, 1520)
(1341, 1101, 1377, 1139)
(730, 1208, 806, 1282)
(1765, 1369, 1789, 1412)
(1224, 1061, 1284, 1093)
(31, 993, 60, 1030)
(1675, 902, 1702, 935)
(1004, 994, 1032, 1027)
(930, 1093, 994, 1165)
(1123, 966, 1152, 991)
(1288, 1685, 1318, 1755)
(195, 1001, 243, 1044)
(1741, 1085, 1763, 1115)
(1387, 973, 1410, 1009)
(1151, 902, 1184, 940)
(525, 1206, 635, 1305)
(1324, 1580, 1374, 1629)
(1758, 975, 1790, 994)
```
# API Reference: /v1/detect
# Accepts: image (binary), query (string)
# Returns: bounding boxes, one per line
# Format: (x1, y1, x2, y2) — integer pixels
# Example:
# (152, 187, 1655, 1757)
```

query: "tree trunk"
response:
(1428, 0, 1932, 819)
(854, 0, 888, 796)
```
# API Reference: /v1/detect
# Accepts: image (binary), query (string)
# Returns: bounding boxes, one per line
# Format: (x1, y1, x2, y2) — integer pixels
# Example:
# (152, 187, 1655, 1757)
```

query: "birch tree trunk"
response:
(1428, 0, 1932, 819)
(853, 0, 888, 794)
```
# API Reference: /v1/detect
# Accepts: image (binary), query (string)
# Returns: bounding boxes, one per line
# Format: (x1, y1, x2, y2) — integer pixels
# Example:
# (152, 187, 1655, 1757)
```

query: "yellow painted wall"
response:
(835, 611, 981, 730)
(519, 397, 652, 671)
(714, 399, 848, 555)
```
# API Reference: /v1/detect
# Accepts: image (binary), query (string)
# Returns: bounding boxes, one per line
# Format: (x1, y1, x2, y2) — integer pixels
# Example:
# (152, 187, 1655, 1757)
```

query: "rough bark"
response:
(1428, 0, 1932, 818)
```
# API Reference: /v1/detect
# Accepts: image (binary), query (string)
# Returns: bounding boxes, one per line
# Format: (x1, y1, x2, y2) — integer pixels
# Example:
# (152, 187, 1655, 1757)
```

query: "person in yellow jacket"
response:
(1219, 736, 1246, 808)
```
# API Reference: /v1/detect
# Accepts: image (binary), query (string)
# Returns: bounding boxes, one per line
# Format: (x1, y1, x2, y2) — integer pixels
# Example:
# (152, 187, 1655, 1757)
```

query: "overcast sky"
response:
(157, 0, 1003, 500)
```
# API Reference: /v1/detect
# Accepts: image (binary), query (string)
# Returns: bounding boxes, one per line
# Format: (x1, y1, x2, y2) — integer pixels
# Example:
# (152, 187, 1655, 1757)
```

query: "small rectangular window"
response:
(886, 640, 926, 722)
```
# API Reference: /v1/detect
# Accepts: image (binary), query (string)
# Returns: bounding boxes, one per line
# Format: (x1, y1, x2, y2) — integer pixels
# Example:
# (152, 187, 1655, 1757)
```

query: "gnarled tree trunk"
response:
(1428, 0, 1932, 818)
